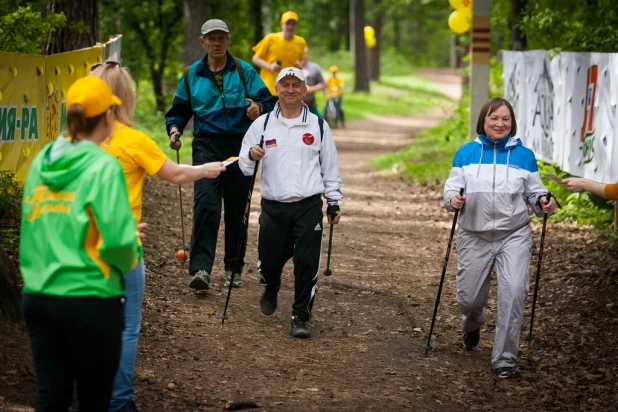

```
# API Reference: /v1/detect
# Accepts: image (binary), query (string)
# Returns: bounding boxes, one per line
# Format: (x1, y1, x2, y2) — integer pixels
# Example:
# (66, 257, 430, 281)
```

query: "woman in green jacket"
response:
(20, 76, 139, 411)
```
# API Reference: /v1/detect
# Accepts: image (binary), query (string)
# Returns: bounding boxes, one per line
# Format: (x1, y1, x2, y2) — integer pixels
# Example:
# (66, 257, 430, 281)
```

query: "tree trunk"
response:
(369, 0, 383, 82)
(44, 0, 98, 54)
(510, 0, 528, 50)
(183, 0, 211, 66)
(0, 244, 21, 322)
(393, 15, 401, 52)
(351, 0, 370, 92)
(251, 0, 263, 48)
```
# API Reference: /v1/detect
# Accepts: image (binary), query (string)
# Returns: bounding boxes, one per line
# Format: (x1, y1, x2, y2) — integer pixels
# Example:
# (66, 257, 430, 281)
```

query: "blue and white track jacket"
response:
(444, 134, 548, 241)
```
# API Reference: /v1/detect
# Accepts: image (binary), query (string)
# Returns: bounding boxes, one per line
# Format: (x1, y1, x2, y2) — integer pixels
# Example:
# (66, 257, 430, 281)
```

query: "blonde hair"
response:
(90, 63, 136, 127)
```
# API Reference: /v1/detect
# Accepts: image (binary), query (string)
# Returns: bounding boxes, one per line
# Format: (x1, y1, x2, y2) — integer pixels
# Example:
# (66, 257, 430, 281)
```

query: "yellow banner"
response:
(0, 46, 104, 182)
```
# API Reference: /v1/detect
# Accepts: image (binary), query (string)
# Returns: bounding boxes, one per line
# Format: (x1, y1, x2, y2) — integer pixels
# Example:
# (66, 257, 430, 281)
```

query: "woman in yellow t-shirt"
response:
(324, 65, 345, 128)
(90, 62, 225, 412)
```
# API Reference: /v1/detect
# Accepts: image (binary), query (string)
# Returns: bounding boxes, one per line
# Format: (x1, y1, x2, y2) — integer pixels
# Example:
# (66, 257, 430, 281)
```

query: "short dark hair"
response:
(476, 98, 517, 137)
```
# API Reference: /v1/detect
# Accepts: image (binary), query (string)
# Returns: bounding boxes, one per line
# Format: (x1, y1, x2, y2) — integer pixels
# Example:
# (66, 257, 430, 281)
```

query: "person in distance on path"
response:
(251, 10, 307, 100)
(239, 67, 343, 339)
(443, 98, 556, 379)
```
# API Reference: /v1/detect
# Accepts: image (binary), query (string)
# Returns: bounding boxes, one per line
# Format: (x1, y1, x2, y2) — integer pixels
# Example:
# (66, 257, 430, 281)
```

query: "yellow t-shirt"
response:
(252, 33, 307, 96)
(100, 121, 168, 224)
(327, 77, 345, 98)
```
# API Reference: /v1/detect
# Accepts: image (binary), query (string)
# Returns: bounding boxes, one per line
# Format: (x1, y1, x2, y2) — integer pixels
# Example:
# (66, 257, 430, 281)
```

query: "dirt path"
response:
(1, 70, 617, 411)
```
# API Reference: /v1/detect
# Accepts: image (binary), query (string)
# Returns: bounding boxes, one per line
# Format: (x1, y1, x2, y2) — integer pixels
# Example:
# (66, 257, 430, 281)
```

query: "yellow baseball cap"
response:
(281, 10, 298, 23)
(66, 76, 121, 118)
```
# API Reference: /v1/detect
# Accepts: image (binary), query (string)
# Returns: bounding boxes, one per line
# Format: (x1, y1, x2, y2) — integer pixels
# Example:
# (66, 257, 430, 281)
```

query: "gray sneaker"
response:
(189, 270, 210, 290)
(224, 271, 243, 287)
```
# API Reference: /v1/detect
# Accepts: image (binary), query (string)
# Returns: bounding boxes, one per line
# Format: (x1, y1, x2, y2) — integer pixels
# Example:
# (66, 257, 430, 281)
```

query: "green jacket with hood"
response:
(20, 136, 139, 298)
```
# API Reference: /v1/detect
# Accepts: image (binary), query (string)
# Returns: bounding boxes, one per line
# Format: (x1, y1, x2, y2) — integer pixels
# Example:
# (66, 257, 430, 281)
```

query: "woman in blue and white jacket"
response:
(443, 98, 556, 379)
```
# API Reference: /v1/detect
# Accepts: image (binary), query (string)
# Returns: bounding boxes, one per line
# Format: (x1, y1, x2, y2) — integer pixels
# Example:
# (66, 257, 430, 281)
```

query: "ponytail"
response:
(66, 104, 106, 142)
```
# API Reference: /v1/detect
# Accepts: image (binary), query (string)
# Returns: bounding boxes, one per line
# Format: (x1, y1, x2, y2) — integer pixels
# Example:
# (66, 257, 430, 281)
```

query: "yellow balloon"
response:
(364, 26, 375, 38)
(449, 0, 464, 9)
(448, 10, 471, 34)
(366, 37, 376, 48)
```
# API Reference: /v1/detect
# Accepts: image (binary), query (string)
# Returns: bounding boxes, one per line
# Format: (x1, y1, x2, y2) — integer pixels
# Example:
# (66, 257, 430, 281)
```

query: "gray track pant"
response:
(456, 224, 532, 369)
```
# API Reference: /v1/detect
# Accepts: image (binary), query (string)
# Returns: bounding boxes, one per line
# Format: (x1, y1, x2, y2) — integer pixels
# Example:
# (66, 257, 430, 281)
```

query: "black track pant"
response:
(190, 137, 252, 275)
(258, 195, 323, 321)
(22, 294, 124, 412)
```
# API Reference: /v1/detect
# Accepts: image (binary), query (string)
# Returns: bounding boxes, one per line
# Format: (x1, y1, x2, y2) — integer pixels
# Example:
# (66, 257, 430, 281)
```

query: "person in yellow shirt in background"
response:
(90, 61, 225, 412)
(324, 65, 345, 128)
(252, 10, 307, 100)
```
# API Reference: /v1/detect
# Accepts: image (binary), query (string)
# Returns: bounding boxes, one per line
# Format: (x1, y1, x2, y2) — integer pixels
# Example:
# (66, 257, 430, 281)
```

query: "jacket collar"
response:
(195, 50, 236, 77)
(273, 101, 310, 124)
(475, 133, 521, 150)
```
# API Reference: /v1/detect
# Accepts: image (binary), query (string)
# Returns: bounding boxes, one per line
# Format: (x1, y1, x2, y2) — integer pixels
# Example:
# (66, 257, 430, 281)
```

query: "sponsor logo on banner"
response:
(302, 133, 314, 145)
(531, 60, 554, 160)
(580, 65, 597, 164)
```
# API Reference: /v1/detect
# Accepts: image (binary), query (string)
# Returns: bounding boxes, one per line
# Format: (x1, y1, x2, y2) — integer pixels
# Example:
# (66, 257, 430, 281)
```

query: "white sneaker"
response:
(224, 271, 243, 287)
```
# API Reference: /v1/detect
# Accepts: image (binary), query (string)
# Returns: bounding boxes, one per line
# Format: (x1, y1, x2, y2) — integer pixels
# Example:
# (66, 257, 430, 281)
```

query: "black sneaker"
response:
(492, 366, 516, 379)
(462, 328, 480, 351)
(291, 317, 311, 339)
(260, 289, 278, 315)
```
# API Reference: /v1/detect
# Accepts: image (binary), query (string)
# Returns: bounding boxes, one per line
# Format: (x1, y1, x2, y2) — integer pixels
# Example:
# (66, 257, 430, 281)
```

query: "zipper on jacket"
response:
(492, 141, 497, 234)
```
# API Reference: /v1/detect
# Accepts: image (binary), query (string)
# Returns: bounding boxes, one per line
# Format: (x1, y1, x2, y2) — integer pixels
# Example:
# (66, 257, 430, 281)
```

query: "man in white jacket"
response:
(239, 67, 343, 338)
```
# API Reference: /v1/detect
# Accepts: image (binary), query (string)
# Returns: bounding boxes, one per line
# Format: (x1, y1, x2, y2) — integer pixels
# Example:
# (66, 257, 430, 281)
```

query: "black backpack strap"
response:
(318, 117, 324, 141)
(183, 66, 191, 106)
(234, 57, 248, 98)
(263, 111, 271, 132)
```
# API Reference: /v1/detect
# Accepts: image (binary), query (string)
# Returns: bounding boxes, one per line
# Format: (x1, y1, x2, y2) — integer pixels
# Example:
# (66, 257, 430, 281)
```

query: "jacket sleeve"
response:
(319, 122, 343, 203)
(605, 182, 618, 200)
(241, 60, 275, 114)
(238, 116, 264, 176)
(89, 161, 139, 274)
(444, 147, 466, 212)
(523, 152, 548, 217)
(164, 71, 193, 136)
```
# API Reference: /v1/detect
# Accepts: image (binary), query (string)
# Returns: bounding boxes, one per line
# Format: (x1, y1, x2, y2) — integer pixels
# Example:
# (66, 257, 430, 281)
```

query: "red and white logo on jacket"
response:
(302, 133, 315, 145)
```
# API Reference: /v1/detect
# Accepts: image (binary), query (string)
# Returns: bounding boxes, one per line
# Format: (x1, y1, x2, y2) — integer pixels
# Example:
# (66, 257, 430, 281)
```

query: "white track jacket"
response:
(239, 104, 343, 204)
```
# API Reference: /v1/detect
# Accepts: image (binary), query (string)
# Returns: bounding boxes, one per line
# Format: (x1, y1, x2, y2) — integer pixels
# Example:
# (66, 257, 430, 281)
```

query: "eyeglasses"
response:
(90, 61, 120, 71)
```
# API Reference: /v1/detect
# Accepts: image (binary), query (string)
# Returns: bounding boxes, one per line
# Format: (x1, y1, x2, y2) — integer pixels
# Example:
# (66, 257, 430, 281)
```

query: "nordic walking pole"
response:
(425, 188, 464, 355)
(220, 136, 265, 325)
(175, 136, 188, 264)
(526, 192, 558, 342)
(323, 222, 334, 276)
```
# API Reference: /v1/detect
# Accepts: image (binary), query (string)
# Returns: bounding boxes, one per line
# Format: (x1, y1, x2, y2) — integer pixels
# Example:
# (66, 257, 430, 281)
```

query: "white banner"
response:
(503, 50, 618, 182)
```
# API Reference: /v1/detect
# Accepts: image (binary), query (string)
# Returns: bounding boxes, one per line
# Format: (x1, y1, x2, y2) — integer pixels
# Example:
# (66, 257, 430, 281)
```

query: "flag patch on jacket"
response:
(265, 139, 277, 148)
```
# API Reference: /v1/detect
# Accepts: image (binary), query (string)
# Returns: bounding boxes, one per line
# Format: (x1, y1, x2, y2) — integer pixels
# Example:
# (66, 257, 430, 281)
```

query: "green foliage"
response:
(0, 3, 67, 53)
(372, 94, 469, 184)
(0, 171, 22, 224)
(537, 162, 614, 228)
(489, 56, 504, 98)
(522, 0, 618, 52)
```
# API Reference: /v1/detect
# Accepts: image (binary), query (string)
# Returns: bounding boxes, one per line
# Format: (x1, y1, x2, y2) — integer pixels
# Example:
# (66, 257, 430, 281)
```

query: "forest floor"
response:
(1, 69, 617, 411)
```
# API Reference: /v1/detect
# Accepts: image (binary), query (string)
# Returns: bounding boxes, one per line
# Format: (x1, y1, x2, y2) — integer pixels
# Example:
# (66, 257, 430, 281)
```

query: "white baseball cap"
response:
(276, 67, 305, 83)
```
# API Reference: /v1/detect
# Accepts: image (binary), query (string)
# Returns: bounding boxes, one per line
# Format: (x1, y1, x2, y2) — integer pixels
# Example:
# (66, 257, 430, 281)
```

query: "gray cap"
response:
(201, 19, 229, 35)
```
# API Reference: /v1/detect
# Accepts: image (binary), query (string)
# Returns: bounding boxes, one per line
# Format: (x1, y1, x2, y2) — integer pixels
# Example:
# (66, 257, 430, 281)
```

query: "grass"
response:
(371, 96, 469, 184)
